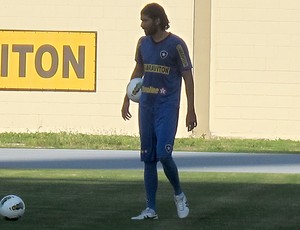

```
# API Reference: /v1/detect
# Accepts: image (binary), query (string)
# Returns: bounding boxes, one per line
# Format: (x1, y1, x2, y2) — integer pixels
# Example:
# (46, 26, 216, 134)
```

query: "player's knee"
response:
(159, 156, 173, 165)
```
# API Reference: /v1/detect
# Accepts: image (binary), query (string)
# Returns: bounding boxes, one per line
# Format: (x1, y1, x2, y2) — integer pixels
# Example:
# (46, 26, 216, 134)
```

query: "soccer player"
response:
(121, 3, 197, 220)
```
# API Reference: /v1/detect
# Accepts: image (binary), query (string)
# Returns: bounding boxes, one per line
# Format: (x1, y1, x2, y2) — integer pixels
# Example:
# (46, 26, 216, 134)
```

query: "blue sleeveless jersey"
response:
(135, 33, 192, 107)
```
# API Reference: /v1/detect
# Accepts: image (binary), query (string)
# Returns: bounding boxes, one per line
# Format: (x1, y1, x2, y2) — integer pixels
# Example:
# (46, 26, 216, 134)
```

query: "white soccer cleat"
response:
(131, 208, 158, 220)
(174, 193, 189, 218)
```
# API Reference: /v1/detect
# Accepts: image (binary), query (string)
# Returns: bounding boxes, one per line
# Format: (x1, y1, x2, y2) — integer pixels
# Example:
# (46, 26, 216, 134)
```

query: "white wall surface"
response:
(210, 0, 300, 140)
(0, 0, 194, 136)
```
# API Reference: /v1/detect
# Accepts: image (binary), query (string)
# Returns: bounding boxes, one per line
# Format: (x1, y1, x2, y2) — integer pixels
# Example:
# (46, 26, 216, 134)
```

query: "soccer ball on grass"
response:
(0, 195, 25, 220)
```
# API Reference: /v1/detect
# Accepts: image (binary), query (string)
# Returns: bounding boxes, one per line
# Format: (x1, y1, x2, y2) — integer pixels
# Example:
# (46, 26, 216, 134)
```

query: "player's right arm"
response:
(122, 37, 145, 120)
(121, 63, 144, 120)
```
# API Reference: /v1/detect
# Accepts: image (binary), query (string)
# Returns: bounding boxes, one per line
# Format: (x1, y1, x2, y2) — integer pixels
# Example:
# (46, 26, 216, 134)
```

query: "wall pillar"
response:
(193, 0, 211, 138)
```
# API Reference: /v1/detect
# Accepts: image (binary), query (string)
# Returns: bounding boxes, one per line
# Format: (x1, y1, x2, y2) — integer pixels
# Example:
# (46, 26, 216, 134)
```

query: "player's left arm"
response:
(182, 70, 197, 132)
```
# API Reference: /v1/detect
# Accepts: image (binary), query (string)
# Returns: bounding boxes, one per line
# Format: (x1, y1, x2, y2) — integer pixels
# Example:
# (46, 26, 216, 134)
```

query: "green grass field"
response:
(0, 133, 299, 229)
(1, 170, 300, 230)
(0, 132, 299, 153)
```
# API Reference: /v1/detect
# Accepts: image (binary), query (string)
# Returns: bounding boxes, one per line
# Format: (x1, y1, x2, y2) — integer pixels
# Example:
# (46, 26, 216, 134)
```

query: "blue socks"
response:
(160, 157, 182, 196)
(144, 161, 158, 211)
(144, 157, 182, 212)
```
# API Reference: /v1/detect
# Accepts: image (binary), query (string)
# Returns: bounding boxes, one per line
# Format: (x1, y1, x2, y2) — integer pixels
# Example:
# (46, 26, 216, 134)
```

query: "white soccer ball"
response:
(0, 195, 25, 220)
(126, 77, 143, 103)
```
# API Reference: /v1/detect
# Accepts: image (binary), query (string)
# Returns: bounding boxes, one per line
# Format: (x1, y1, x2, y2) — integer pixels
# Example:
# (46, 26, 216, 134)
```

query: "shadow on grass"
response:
(0, 172, 300, 230)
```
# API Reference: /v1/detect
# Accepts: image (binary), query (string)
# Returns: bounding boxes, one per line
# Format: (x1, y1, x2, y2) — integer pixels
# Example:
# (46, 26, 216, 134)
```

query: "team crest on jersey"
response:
(160, 50, 168, 59)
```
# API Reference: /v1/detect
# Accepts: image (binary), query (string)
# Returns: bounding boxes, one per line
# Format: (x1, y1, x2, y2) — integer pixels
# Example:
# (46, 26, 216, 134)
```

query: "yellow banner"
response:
(0, 30, 96, 91)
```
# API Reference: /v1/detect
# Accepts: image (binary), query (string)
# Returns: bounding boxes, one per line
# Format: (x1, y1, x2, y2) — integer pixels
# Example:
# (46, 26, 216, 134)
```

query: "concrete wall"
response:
(0, 0, 194, 136)
(1, 0, 300, 140)
(209, 0, 300, 140)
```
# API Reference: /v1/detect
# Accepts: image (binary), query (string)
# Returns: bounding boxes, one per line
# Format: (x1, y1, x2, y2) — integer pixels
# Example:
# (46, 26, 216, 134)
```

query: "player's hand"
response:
(121, 96, 132, 120)
(186, 110, 197, 132)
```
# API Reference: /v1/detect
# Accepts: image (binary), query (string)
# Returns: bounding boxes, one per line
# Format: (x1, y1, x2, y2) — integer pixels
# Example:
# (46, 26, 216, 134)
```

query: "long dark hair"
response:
(141, 3, 170, 30)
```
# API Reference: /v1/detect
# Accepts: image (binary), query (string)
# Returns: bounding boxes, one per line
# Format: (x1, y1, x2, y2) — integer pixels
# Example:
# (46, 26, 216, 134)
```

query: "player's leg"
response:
(160, 156, 182, 195)
(155, 105, 181, 193)
(141, 117, 158, 213)
(160, 157, 189, 219)
(131, 105, 158, 220)
(132, 161, 158, 220)
(155, 106, 189, 218)
(144, 161, 158, 211)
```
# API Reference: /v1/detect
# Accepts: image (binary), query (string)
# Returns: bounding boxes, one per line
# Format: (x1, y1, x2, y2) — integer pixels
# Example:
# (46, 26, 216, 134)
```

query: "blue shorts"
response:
(139, 104, 179, 162)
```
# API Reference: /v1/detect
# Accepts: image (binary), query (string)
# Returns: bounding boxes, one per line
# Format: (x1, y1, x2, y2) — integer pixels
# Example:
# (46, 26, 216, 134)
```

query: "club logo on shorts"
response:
(141, 149, 148, 154)
(165, 144, 173, 153)
(160, 50, 168, 59)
